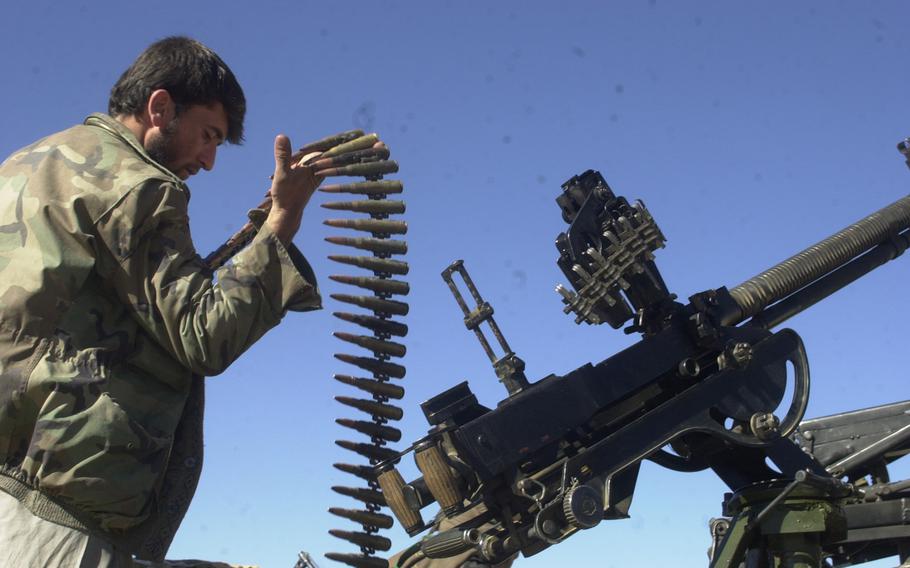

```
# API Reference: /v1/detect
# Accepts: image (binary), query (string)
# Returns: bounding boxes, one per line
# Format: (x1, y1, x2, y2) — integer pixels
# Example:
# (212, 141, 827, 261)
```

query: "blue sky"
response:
(3, 2, 910, 567)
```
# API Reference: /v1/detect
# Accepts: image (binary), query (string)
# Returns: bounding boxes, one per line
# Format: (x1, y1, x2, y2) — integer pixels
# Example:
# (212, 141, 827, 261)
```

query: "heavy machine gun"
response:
(372, 150, 910, 567)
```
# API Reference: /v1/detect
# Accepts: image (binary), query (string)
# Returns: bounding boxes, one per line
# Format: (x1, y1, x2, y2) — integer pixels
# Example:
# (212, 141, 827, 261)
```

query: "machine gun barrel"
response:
(727, 194, 910, 326)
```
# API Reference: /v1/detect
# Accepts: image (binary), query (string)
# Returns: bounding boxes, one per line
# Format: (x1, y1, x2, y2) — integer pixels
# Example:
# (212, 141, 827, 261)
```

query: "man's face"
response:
(146, 102, 228, 180)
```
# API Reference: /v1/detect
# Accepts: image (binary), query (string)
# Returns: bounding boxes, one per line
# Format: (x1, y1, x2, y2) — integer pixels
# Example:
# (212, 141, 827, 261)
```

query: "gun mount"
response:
(375, 155, 910, 567)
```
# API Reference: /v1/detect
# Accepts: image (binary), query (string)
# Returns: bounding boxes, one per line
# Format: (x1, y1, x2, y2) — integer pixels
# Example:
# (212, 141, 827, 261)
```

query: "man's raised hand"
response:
(266, 134, 322, 244)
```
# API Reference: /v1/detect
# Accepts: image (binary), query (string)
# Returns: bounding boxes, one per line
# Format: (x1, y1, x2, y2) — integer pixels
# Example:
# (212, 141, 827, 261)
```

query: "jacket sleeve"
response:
(94, 179, 321, 376)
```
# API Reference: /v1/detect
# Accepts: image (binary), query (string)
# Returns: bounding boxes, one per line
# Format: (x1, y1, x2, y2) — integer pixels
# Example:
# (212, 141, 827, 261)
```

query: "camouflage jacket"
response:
(0, 114, 321, 556)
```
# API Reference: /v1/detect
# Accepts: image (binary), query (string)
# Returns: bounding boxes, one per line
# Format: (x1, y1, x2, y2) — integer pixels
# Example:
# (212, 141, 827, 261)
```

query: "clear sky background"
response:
(2, 2, 910, 567)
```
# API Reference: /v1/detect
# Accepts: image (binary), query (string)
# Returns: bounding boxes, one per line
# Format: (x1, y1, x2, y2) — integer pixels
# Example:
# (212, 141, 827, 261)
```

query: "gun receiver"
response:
(377, 167, 910, 565)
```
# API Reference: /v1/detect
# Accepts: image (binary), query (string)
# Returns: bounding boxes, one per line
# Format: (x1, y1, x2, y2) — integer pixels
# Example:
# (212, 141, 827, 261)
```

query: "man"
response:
(0, 37, 326, 566)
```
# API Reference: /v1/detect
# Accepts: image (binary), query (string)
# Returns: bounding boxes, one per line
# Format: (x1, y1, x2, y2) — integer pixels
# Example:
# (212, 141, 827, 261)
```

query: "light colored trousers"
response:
(0, 491, 254, 568)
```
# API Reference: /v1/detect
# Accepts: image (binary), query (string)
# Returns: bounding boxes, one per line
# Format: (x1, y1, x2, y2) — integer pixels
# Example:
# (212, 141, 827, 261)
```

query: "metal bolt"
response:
(678, 358, 700, 378)
(718, 341, 753, 370)
(731, 342, 753, 367)
(580, 496, 597, 516)
(750, 412, 781, 441)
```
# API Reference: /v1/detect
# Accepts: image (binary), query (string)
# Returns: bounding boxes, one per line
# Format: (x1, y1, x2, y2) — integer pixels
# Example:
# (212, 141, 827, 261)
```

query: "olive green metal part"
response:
(324, 218, 408, 235)
(328, 507, 395, 530)
(333, 462, 378, 482)
(333, 354, 406, 378)
(331, 485, 386, 506)
(320, 180, 404, 195)
(321, 134, 379, 158)
(336, 439, 399, 462)
(322, 200, 406, 215)
(331, 294, 409, 316)
(325, 236, 407, 255)
(297, 130, 364, 154)
(709, 484, 847, 568)
(335, 396, 404, 421)
(333, 374, 405, 399)
(332, 312, 408, 337)
(328, 255, 410, 276)
(329, 275, 410, 295)
(336, 418, 402, 443)
(318, 161, 399, 178)
(310, 147, 390, 169)
(328, 530, 392, 552)
(334, 332, 406, 358)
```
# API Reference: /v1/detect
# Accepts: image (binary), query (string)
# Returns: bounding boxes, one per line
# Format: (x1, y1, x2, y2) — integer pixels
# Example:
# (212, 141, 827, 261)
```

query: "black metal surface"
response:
(420, 381, 484, 427)
(377, 165, 910, 566)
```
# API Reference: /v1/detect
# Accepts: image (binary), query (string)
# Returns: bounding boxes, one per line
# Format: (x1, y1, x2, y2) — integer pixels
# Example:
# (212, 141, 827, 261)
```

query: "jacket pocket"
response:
(26, 390, 171, 532)
(0, 332, 49, 460)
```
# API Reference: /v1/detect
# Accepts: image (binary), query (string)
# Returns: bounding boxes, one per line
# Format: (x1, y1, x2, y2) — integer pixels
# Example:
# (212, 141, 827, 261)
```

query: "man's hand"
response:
(265, 134, 322, 245)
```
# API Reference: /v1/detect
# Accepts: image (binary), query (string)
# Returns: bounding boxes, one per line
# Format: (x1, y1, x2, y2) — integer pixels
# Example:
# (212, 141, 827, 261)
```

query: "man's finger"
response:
(274, 134, 292, 177)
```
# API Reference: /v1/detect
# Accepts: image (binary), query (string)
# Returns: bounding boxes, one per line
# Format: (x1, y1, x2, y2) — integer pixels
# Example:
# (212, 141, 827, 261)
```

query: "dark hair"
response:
(108, 36, 246, 144)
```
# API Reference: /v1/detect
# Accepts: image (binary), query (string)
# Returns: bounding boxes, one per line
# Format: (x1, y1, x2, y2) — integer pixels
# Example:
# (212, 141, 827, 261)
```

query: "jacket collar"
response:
(83, 113, 189, 192)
